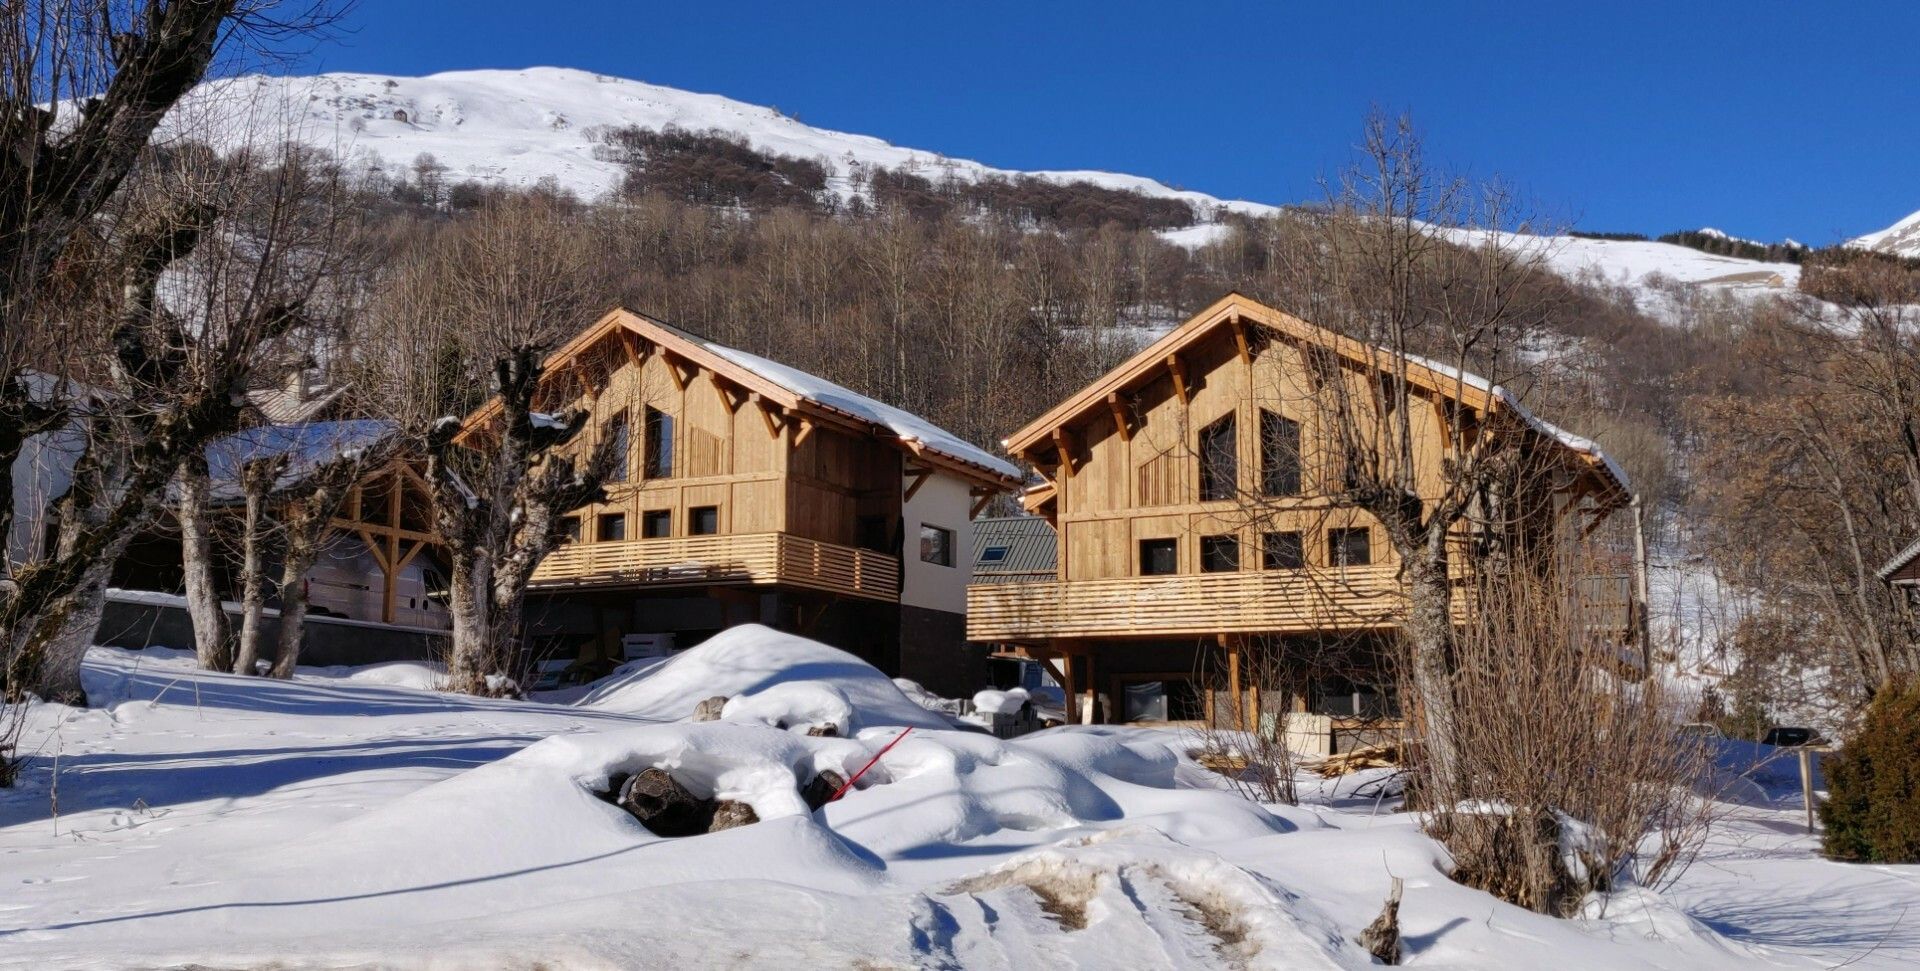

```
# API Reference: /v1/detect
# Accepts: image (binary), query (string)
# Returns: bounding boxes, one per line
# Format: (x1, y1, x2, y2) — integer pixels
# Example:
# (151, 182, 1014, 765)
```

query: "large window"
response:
(603, 411, 630, 483)
(1139, 538, 1178, 576)
(1200, 534, 1239, 573)
(1198, 413, 1237, 501)
(644, 406, 674, 478)
(642, 509, 672, 538)
(596, 513, 626, 542)
(1329, 527, 1372, 567)
(920, 524, 955, 566)
(1262, 531, 1304, 570)
(690, 506, 719, 536)
(1259, 410, 1301, 497)
(558, 516, 582, 544)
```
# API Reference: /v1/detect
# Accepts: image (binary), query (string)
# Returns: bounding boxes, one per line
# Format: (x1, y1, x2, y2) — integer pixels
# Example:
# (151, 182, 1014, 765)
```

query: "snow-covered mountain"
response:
(168, 66, 1814, 311)
(1851, 209, 1920, 259)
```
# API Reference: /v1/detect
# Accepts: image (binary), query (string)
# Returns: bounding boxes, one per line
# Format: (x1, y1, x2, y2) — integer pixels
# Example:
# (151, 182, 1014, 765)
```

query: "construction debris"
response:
(1310, 741, 1404, 777)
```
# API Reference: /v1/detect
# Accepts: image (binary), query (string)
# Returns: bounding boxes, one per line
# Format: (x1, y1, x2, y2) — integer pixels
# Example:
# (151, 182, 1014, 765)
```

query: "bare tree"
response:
(1, 0, 339, 755)
(358, 197, 616, 694)
(1265, 112, 1577, 800)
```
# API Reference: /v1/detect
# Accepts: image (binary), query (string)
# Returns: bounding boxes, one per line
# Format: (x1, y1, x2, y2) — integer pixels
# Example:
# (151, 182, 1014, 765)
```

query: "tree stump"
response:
(1357, 876, 1403, 965)
(803, 770, 846, 811)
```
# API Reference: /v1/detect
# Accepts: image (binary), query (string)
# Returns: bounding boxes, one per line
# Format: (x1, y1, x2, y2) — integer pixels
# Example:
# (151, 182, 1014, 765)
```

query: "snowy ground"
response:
(3, 627, 1916, 970)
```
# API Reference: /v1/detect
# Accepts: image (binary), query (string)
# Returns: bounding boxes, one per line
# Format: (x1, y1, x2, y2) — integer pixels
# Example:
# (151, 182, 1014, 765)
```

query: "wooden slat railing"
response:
(968, 568, 1639, 642)
(966, 566, 1415, 641)
(531, 532, 900, 602)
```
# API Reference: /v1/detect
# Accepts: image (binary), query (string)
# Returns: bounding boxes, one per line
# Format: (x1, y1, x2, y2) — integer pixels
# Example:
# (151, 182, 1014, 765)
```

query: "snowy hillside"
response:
(172, 66, 1811, 310)
(1852, 208, 1920, 259)
(165, 67, 1273, 218)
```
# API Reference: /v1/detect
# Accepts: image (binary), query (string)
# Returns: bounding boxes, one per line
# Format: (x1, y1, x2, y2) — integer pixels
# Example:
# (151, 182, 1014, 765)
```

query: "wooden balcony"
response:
(530, 532, 900, 602)
(967, 565, 1418, 642)
(968, 568, 1639, 644)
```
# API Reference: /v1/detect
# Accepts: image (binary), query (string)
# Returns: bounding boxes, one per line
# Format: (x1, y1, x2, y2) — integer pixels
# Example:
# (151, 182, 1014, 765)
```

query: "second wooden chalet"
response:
(508, 308, 1022, 693)
(967, 293, 1639, 741)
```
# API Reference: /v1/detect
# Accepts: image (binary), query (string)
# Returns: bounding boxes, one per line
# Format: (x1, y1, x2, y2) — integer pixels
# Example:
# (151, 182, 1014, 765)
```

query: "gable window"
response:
(1263, 531, 1305, 570)
(690, 505, 719, 536)
(603, 411, 630, 483)
(1198, 413, 1237, 501)
(1259, 410, 1301, 497)
(1329, 527, 1372, 567)
(920, 525, 955, 567)
(1139, 538, 1178, 576)
(597, 513, 627, 542)
(642, 509, 672, 538)
(980, 545, 1010, 563)
(1200, 534, 1240, 573)
(558, 516, 582, 544)
(644, 405, 675, 478)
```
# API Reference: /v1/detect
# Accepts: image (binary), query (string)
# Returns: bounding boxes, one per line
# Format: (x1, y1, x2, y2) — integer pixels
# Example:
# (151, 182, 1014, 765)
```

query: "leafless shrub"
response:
(1419, 553, 1716, 916)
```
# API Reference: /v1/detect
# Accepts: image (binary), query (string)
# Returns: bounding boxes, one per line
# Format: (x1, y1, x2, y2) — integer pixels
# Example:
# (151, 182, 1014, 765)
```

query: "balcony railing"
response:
(531, 532, 900, 602)
(968, 568, 1638, 643)
(967, 565, 1416, 642)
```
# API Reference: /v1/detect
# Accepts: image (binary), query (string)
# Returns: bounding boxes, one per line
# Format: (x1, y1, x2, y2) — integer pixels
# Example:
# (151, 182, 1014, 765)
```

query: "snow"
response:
(972, 686, 1032, 715)
(159, 66, 1827, 322)
(1851, 207, 1920, 258)
(1402, 352, 1632, 493)
(571, 623, 950, 730)
(684, 328, 1023, 479)
(5, 630, 1918, 968)
(201, 419, 397, 503)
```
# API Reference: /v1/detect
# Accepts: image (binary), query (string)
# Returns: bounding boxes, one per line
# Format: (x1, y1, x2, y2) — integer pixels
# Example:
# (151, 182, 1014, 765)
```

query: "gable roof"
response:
(1003, 292, 1630, 508)
(1880, 537, 1920, 586)
(465, 307, 1021, 490)
(201, 420, 397, 504)
(970, 515, 1058, 582)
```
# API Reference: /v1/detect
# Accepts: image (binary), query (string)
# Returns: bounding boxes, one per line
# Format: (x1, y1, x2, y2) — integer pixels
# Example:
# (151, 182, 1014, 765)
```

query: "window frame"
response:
(643, 405, 675, 479)
(603, 410, 630, 483)
(689, 505, 719, 536)
(1199, 534, 1240, 573)
(919, 524, 956, 567)
(596, 512, 627, 542)
(1197, 412, 1238, 502)
(641, 509, 672, 539)
(1259, 409, 1301, 497)
(1262, 530, 1305, 570)
(1328, 527, 1372, 568)
(1138, 538, 1178, 576)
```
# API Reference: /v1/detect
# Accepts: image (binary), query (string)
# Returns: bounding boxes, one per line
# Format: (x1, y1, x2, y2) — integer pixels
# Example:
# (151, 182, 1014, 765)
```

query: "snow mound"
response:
(721, 681, 854, 735)
(571, 624, 950, 730)
(973, 686, 1032, 715)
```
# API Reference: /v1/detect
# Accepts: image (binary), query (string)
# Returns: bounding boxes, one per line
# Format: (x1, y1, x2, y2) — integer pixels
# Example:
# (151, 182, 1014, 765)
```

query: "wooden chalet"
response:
(1881, 538, 1920, 591)
(967, 293, 1639, 741)
(476, 308, 1022, 692)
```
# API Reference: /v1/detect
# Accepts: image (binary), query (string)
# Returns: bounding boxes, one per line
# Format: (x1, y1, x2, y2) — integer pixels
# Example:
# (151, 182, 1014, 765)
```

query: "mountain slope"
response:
(1852, 208, 1920, 259)
(169, 66, 1810, 309)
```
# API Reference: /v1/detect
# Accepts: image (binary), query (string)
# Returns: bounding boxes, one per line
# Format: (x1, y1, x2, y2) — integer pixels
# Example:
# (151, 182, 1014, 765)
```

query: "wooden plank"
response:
(1107, 392, 1132, 442)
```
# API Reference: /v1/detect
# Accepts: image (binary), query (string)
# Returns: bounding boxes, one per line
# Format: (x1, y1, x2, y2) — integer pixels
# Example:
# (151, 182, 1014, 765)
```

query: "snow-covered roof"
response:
(644, 318, 1021, 481)
(203, 420, 397, 503)
(1402, 353, 1632, 495)
(1878, 536, 1920, 584)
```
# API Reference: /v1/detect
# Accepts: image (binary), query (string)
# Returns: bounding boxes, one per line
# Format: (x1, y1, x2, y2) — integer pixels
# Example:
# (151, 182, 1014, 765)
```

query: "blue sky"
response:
(290, 1, 1919, 243)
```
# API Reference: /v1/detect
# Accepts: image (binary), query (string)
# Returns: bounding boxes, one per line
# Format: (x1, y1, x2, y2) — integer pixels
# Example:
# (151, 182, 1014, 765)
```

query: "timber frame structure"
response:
(967, 293, 1641, 735)
(458, 307, 1020, 688)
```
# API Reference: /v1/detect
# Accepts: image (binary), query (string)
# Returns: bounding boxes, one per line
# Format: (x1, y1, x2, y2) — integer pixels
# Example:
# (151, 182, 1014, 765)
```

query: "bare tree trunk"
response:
(176, 456, 232, 671)
(1402, 539, 1460, 799)
(445, 553, 496, 690)
(230, 460, 280, 675)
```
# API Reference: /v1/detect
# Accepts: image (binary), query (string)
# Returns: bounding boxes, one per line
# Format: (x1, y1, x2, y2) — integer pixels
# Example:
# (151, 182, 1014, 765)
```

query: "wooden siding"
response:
(531, 532, 901, 601)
